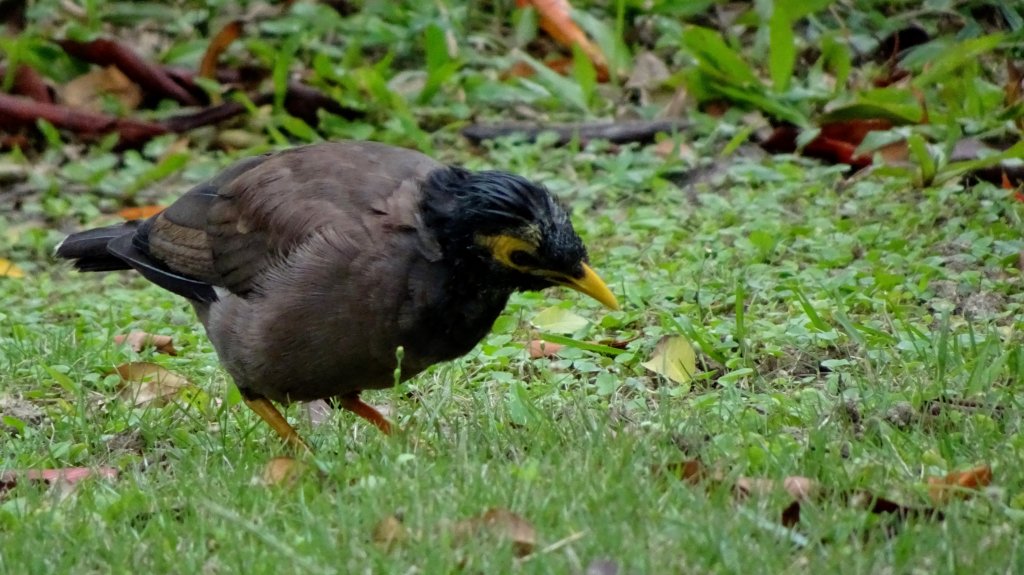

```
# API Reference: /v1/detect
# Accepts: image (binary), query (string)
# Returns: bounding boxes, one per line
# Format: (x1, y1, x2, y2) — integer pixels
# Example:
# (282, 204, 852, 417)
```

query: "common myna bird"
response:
(56, 140, 618, 450)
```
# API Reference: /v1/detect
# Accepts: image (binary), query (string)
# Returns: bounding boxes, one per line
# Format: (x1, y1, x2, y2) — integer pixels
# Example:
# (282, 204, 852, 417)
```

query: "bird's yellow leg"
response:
(243, 394, 312, 453)
(337, 394, 394, 435)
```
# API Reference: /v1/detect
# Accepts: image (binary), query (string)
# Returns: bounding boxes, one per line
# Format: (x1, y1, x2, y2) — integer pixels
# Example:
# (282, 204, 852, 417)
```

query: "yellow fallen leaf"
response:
(642, 335, 696, 388)
(531, 306, 589, 334)
(0, 258, 25, 278)
(112, 361, 191, 407)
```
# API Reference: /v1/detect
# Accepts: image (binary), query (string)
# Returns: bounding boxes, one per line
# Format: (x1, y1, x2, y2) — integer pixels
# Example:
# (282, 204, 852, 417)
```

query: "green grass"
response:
(3, 137, 1024, 573)
(4, 0, 1024, 571)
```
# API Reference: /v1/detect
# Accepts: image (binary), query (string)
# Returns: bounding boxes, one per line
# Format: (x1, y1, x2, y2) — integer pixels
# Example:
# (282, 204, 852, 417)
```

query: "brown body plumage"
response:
(57, 140, 617, 449)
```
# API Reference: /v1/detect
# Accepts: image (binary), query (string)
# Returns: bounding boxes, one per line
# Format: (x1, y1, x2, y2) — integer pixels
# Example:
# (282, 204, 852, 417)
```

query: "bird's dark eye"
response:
(509, 250, 538, 267)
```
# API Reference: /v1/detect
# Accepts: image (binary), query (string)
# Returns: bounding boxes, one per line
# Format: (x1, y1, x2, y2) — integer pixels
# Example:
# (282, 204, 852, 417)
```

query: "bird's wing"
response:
(123, 141, 442, 301)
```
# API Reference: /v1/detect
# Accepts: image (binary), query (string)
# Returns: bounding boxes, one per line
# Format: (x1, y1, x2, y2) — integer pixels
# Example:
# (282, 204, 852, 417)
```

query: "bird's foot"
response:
(336, 394, 395, 435)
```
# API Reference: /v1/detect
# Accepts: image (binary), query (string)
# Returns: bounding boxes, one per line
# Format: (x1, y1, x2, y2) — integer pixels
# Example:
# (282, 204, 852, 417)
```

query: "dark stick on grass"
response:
(461, 119, 690, 146)
(0, 93, 168, 146)
(0, 65, 52, 103)
(59, 38, 201, 107)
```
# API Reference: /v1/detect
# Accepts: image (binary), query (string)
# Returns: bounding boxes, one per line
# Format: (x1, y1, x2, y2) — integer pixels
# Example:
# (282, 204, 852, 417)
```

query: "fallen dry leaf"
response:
(200, 20, 244, 80)
(114, 330, 178, 355)
(61, 66, 142, 113)
(258, 457, 307, 487)
(652, 138, 695, 162)
(372, 514, 408, 550)
(527, 339, 564, 359)
(660, 459, 706, 484)
(642, 335, 697, 388)
(516, 0, 608, 80)
(117, 205, 164, 220)
(1, 467, 118, 496)
(451, 507, 537, 557)
(0, 258, 25, 278)
(658, 457, 946, 534)
(927, 465, 992, 504)
(112, 361, 191, 407)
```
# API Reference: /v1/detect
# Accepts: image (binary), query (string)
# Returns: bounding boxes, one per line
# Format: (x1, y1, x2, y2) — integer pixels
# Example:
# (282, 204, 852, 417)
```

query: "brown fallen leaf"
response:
(112, 361, 191, 407)
(258, 456, 307, 487)
(117, 206, 164, 220)
(527, 339, 564, 359)
(516, 0, 608, 80)
(927, 465, 992, 505)
(0, 258, 25, 278)
(652, 138, 695, 162)
(114, 330, 178, 355)
(1, 467, 118, 495)
(451, 507, 537, 557)
(200, 20, 244, 80)
(372, 514, 408, 550)
(61, 66, 142, 113)
(660, 459, 706, 484)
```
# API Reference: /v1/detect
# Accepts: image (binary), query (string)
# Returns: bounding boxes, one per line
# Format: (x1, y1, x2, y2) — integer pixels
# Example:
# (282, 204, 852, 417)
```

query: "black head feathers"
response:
(422, 166, 572, 238)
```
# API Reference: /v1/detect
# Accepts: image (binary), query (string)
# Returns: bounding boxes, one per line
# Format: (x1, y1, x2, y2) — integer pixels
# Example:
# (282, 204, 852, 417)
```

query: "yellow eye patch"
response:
(476, 234, 538, 270)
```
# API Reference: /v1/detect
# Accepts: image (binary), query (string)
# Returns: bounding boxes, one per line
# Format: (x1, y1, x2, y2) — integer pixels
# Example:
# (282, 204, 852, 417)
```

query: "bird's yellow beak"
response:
(560, 263, 619, 310)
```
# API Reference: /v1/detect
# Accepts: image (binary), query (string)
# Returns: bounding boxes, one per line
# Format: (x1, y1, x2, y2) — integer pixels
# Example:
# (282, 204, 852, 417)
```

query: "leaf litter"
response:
(112, 361, 191, 407)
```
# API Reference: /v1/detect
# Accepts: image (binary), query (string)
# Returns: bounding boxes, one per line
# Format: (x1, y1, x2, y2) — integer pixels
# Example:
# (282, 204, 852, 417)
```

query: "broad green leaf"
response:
(937, 141, 1024, 183)
(575, 8, 632, 79)
(906, 133, 935, 184)
(536, 333, 626, 356)
(420, 23, 459, 103)
(713, 82, 808, 126)
(822, 88, 924, 124)
(571, 43, 597, 107)
(820, 33, 852, 90)
(125, 152, 190, 196)
(531, 306, 589, 334)
(642, 335, 696, 388)
(272, 35, 300, 111)
(781, 0, 835, 21)
(911, 34, 1005, 88)
(514, 51, 589, 113)
(768, 4, 795, 91)
(681, 26, 760, 87)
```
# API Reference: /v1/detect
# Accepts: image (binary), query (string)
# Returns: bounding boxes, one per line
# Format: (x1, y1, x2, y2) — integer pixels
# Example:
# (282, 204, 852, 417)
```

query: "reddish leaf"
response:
(1, 467, 118, 495)
(662, 459, 705, 484)
(117, 205, 164, 220)
(927, 465, 992, 504)
(527, 339, 564, 359)
(516, 0, 608, 80)
(200, 21, 244, 80)
(113, 330, 177, 355)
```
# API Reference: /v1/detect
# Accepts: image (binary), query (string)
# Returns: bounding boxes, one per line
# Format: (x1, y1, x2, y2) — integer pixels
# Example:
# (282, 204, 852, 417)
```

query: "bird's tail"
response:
(54, 221, 139, 272)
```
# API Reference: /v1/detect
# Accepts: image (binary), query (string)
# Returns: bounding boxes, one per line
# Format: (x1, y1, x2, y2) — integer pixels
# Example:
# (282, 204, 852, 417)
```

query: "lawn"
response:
(2, 1, 1024, 573)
